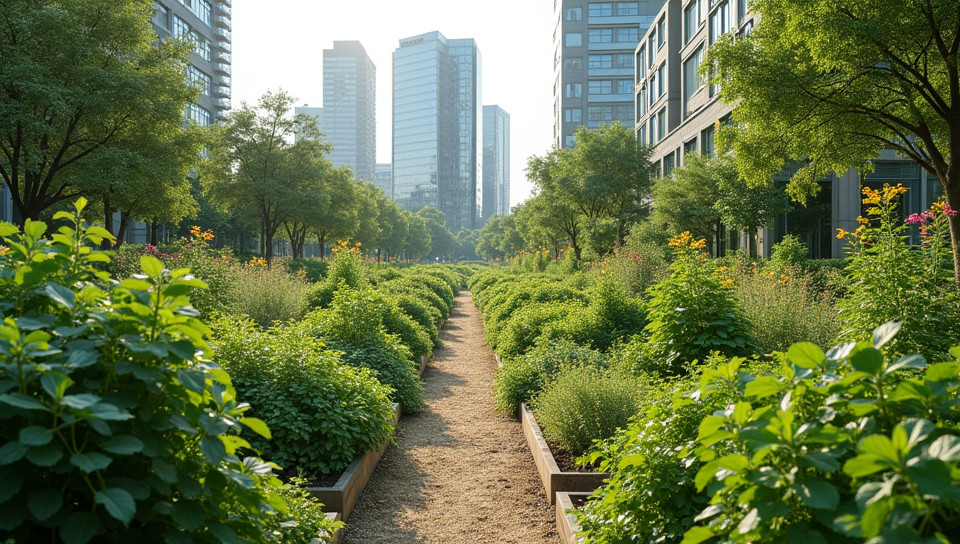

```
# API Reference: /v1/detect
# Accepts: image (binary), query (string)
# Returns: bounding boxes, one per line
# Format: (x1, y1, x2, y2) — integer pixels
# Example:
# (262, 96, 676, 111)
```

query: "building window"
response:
(185, 103, 211, 126)
(710, 0, 731, 44)
(657, 108, 666, 141)
(588, 80, 613, 95)
(615, 104, 632, 122)
(153, 4, 169, 30)
(616, 54, 633, 69)
(701, 124, 715, 156)
(738, 0, 748, 21)
(657, 64, 666, 98)
(647, 34, 655, 64)
(566, 33, 583, 47)
(636, 87, 646, 118)
(617, 79, 633, 94)
(566, 7, 582, 20)
(565, 108, 582, 122)
(192, 32, 211, 60)
(195, 0, 211, 25)
(649, 115, 658, 144)
(684, 0, 701, 43)
(617, 2, 640, 16)
(589, 28, 613, 43)
(684, 138, 698, 155)
(638, 126, 646, 145)
(649, 68, 658, 105)
(564, 58, 582, 71)
(589, 106, 613, 122)
(589, 55, 613, 69)
(565, 135, 577, 148)
(185, 65, 211, 95)
(172, 15, 190, 39)
(656, 17, 666, 49)
(588, 2, 613, 17)
(636, 47, 646, 75)
(566, 83, 583, 97)
(683, 46, 704, 105)
(664, 152, 676, 176)
(615, 27, 639, 42)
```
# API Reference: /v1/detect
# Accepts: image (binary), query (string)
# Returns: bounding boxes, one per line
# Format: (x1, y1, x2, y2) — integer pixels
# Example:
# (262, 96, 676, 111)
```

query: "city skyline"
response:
(231, 0, 553, 208)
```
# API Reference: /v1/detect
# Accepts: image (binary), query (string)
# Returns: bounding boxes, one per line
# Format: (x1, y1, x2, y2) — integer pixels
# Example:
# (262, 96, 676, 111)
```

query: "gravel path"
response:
(341, 292, 559, 544)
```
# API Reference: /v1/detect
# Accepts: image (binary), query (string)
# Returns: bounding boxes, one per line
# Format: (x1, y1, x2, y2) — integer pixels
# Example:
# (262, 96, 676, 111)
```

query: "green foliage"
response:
(381, 302, 433, 361)
(532, 366, 645, 458)
(547, 274, 646, 352)
(306, 243, 367, 310)
(210, 317, 395, 476)
(0, 200, 309, 542)
(732, 267, 839, 353)
(283, 258, 328, 283)
(644, 233, 756, 375)
(767, 234, 808, 274)
(685, 324, 960, 543)
(602, 241, 668, 298)
(401, 271, 455, 315)
(381, 277, 450, 320)
(837, 187, 958, 359)
(495, 301, 583, 359)
(324, 337, 425, 414)
(494, 338, 609, 413)
(650, 152, 723, 252)
(270, 478, 343, 542)
(388, 292, 442, 348)
(227, 263, 310, 328)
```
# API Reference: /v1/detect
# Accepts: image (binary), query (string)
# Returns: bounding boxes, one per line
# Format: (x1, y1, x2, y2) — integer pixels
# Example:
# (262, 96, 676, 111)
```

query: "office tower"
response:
(294, 105, 324, 141)
(374, 164, 393, 198)
(553, 0, 665, 149)
(393, 31, 482, 233)
(323, 41, 376, 182)
(482, 106, 511, 223)
(153, 0, 232, 126)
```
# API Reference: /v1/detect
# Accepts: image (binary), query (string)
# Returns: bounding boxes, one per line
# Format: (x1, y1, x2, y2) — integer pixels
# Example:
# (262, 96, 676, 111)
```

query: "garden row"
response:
(472, 188, 960, 543)
(0, 200, 472, 544)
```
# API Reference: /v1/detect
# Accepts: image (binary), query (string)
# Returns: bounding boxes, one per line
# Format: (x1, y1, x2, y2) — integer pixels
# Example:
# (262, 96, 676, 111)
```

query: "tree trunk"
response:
(264, 230, 275, 264)
(113, 211, 130, 249)
(150, 219, 160, 246)
(102, 195, 114, 250)
(944, 177, 960, 293)
(317, 233, 326, 258)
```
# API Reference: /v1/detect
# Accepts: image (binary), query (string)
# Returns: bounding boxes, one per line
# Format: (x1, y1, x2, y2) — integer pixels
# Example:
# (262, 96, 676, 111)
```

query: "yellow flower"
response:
(836, 228, 850, 239)
(355, 241, 362, 247)
(723, 278, 734, 286)
(0, 246, 9, 256)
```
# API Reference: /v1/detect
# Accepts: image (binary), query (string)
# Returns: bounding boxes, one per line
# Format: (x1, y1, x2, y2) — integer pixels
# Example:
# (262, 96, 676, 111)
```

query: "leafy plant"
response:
(685, 323, 960, 543)
(226, 262, 310, 328)
(0, 200, 309, 543)
(644, 232, 755, 375)
(766, 234, 808, 275)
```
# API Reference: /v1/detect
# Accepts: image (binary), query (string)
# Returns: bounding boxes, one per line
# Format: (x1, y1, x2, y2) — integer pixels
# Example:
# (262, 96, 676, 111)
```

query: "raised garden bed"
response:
(556, 492, 590, 544)
(419, 353, 430, 376)
(520, 402, 609, 505)
(308, 403, 402, 520)
(326, 512, 344, 544)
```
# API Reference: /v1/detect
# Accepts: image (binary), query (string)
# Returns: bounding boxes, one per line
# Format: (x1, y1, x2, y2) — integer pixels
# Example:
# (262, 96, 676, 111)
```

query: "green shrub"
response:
(685, 325, 960, 543)
(644, 232, 755, 375)
(418, 265, 464, 292)
(541, 275, 646, 353)
(271, 478, 343, 542)
(602, 241, 669, 297)
(381, 302, 433, 361)
(804, 258, 847, 299)
(493, 338, 609, 412)
(766, 234, 808, 274)
(389, 292, 442, 348)
(733, 268, 839, 353)
(227, 263, 311, 328)
(306, 246, 367, 309)
(531, 366, 645, 458)
(402, 271, 455, 314)
(483, 277, 582, 346)
(283, 258, 328, 282)
(837, 187, 959, 359)
(0, 202, 308, 543)
(324, 337, 425, 413)
(382, 277, 451, 320)
(496, 301, 584, 358)
(210, 318, 395, 476)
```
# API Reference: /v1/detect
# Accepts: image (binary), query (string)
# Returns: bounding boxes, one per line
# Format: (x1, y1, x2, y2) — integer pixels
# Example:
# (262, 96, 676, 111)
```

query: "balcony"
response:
(216, 98, 231, 110)
(213, 84, 230, 98)
(214, 62, 231, 76)
(215, 73, 231, 87)
(218, 52, 232, 63)
(215, 26, 231, 41)
(219, 4, 231, 16)
(215, 15, 231, 30)
(217, 40, 231, 53)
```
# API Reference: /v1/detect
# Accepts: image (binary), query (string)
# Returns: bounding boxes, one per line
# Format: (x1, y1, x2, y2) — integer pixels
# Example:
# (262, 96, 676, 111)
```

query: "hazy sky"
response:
(232, 0, 556, 208)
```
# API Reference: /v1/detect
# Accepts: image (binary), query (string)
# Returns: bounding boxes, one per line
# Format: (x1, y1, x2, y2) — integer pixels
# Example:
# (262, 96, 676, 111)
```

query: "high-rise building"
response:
(482, 105, 511, 223)
(553, 1, 665, 149)
(374, 164, 393, 198)
(153, 0, 232, 126)
(294, 105, 324, 141)
(635, 0, 942, 258)
(393, 31, 482, 233)
(323, 41, 376, 182)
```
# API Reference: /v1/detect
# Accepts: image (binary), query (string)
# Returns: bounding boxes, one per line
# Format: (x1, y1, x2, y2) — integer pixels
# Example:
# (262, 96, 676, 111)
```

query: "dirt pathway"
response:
(341, 292, 559, 544)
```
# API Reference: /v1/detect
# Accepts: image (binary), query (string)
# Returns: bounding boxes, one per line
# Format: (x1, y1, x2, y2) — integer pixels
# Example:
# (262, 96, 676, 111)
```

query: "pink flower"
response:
(905, 213, 924, 225)
(945, 204, 957, 217)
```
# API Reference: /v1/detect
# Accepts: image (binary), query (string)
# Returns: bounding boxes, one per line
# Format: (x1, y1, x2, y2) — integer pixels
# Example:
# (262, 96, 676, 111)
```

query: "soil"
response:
(277, 466, 341, 488)
(341, 292, 559, 544)
(549, 444, 598, 473)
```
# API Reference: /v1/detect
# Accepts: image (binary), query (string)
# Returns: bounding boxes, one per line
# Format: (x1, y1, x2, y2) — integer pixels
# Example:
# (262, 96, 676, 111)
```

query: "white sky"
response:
(232, 0, 556, 208)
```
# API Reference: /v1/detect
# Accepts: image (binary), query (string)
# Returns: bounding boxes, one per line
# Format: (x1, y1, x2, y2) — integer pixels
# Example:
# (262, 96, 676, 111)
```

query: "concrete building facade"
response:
(323, 41, 376, 182)
(482, 105, 511, 223)
(374, 163, 393, 198)
(393, 31, 482, 232)
(634, 0, 942, 257)
(552, 0, 666, 149)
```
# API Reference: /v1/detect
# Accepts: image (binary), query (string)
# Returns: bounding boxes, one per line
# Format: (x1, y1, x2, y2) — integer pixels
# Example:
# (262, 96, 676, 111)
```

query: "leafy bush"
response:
(482, 277, 583, 347)
(0, 201, 314, 543)
(766, 234, 808, 274)
(324, 337, 425, 413)
(283, 258, 328, 282)
(402, 271, 455, 314)
(382, 277, 451, 320)
(493, 338, 609, 412)
(388, 292, 442, 348)
(837, 186, 959, 359)
(270, 478, 343, 542)
(495, 301, 584, 358)
(226, 263, 311, 328)
(685, 324, 960, 543)
(306, 244, 367, 310)
(732, 267, 839, 353)
(381, 302, 433, 361)
(210, 318, 395, 476)
(546, 275, 646, 352)
(644, 232, 755, 375)
(602, 241, 669, 298)
(531, 366, 645, 458)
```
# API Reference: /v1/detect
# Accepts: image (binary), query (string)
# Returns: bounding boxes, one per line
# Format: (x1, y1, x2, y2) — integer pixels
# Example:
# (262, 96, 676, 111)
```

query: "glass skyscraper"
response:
(482, 105, 510, 223)
(323, 41, 376, 182)
(393, 31, 482, 232)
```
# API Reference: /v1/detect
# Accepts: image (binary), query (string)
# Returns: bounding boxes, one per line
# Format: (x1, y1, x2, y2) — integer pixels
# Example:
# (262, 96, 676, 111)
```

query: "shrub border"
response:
(325, 512, 344, 544)
(556, 492, 590, 544)
(308, 403, 402, 520)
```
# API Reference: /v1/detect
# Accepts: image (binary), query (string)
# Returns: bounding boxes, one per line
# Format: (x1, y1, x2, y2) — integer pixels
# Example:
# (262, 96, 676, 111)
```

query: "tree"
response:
(709, 0, 960, 287)
(525, 152, 585, 260)
(455, 228, 480, 260)
(651, 153, 723, 255)
(204, 90, 330, 263)
(309, 168, 357, 257)
(417, 206, 458, 261)
(0, 0, 197, 224)
(404, 212, 431, 260)
(712, 156, 792, 257)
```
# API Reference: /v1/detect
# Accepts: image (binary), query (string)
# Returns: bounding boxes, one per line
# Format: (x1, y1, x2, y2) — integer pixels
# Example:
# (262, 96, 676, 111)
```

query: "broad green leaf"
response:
(745, 376, 786, 399)
(905, 459, 952, 497)
(925, 362, 958, 383)
(88, 403, 133, 421)
(681, 526, 716, 544)
(850, 348, 884, 375)
(140, 255, 164, 277)
(928, 435, 960, 461)
(0, 393, 48, 411)
(25, 444, 63, 466)
(200, 437, 227, 464)
(178, 369, 206, 393)
(208, 522, 241, 544)
(844, 455, 893, 478)
(884, 354, 926, 375)
(61, 394, 99, 410)
(239, 417, 271, 439)
(19, 426, 54, 446)
(101, 436, 144, 456)
(28, 488, 63, 521)
(801, 451, 840, 473)
(0, 467, 23, 502)
(172, 500, 205, 531)
(693, 504, 723, 522)
(71, 452, 112, 473)
(737, 507, 760, 534)
(788, 342, 825, 369)
(218, 435, 251, 455)
(60, 512, 100, 544)
(0, 442, 29, 465)
(95, 487, 135, 526)
(858, 435, 900, 463)
(44, 282, 75, 310)
(41, 372, 73, 400)
(792, 478, 839, 510)
(899, 419, 934, 451)
(949, 345, 959, 360)
(872, 321, 901, 349)
(861, 498, 892, 538)
(695, 460, 720, 492)
(887, 381, 929, 403)
(717, 454, 749, 472)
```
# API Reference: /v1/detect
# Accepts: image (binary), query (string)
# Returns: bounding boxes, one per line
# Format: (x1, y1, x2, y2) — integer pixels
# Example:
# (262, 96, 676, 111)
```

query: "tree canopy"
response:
(709, 0, 960, 285)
